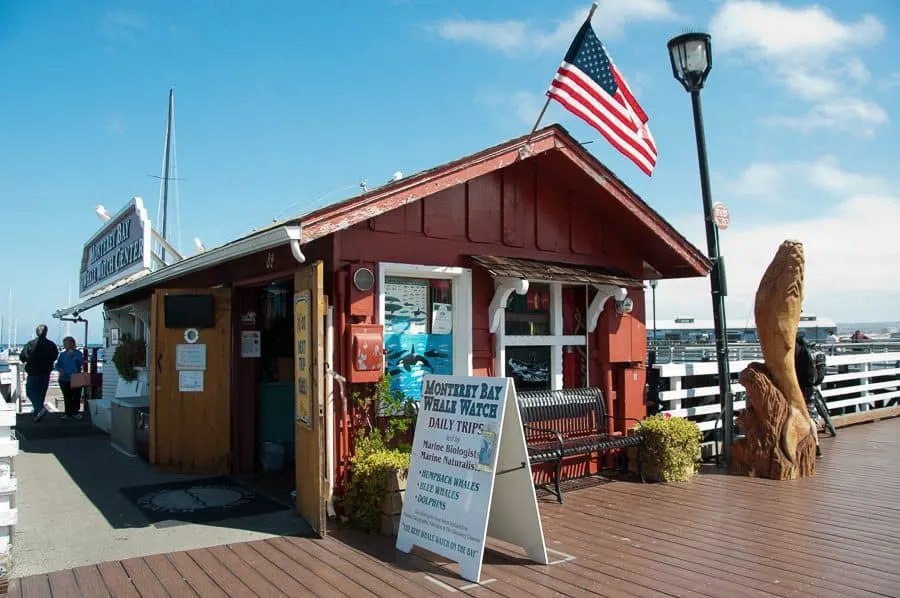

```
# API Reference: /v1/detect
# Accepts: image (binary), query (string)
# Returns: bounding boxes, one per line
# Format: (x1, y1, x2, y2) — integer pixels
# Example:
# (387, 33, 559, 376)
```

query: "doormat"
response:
(120, 476, 290, 525)
(15, 414, 108, 442)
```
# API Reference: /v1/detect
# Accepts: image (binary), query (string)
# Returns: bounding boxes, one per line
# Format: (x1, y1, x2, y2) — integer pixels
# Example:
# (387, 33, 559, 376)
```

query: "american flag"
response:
(547, 20, 657, 176)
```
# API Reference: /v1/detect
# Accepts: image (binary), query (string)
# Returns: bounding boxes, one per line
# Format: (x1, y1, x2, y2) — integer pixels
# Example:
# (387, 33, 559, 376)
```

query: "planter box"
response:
(628, 446, 697, 483)
(380, 468, 406, 537)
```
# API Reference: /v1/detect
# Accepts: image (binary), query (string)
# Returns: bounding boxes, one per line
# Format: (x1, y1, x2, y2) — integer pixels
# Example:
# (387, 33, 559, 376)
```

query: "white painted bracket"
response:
(587, 284, 627, 333)
(488, 276, 529, 333)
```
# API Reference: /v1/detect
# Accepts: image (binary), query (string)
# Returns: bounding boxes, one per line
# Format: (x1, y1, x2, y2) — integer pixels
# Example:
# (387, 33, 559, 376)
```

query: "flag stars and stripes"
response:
(546, 19, 657, 176)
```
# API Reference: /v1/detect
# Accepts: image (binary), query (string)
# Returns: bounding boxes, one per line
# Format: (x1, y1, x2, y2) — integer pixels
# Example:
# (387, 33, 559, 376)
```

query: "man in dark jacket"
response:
(19, 324, 59, 422)
(794, 333, 821, 457)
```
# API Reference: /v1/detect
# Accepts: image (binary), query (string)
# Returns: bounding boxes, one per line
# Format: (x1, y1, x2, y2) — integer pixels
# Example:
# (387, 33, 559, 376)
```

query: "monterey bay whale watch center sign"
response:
(79, 197, 153, 298)
(396, 374, 548, 584)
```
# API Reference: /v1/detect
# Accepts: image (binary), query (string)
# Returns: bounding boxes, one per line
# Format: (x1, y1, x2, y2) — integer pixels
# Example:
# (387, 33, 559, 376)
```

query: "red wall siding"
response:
(320, 156, 654, 492)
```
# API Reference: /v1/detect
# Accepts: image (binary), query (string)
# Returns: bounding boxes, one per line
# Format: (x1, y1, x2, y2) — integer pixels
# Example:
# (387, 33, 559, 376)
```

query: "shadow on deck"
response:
(10, 417, 900, 597)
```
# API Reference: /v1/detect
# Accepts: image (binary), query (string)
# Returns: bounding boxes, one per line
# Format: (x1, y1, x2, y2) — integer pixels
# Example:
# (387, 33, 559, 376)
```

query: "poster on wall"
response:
(431, 302, 452, 334)
(384, 333, 452, 401)
(240, 331, 261, 358)
(396, 374, 548, 583)
(384, 278, 428, 334)
(178, 370, 204, 392)
(294, 291, 313, 427)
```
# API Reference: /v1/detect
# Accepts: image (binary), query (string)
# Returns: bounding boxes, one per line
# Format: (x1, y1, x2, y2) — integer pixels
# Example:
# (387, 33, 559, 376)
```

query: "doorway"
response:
(233, 278, 296, 505)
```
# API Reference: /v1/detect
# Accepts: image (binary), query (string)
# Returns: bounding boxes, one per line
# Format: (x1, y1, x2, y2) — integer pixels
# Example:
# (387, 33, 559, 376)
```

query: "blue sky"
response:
(2, 0, 899, 344)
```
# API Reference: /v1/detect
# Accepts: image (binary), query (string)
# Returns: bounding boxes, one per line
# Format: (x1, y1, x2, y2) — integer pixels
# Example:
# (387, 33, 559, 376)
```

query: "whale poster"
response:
(384, 278, 428, 335)
(385, 333, 452, 400)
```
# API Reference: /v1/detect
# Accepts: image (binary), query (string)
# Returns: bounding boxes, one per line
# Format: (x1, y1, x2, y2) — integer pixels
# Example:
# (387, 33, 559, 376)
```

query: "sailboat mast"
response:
(160, 88, 175, 261)
(65, 284, 72, 338)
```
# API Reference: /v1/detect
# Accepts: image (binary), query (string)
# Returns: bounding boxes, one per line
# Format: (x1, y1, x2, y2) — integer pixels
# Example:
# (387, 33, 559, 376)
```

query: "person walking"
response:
(19, 324, 59, 422)
(55, 336, 84, 420)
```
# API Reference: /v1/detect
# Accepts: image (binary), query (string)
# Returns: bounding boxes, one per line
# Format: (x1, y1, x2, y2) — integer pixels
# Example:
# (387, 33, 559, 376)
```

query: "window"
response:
(378, 263, 473, 401)
(500, 282, 588, 392)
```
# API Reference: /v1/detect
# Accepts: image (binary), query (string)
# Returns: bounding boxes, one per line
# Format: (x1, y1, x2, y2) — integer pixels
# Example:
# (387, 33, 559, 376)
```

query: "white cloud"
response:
(474, 89, 543, 126)
(99, 11, 149, 44)
(764, 98, 888, 137)
(433, 0, 677, 56)
(710, 1, 887, 136)
(879, 72, 900, 92)
(651, 158, 900, 322)
(730, 155, 887, 199)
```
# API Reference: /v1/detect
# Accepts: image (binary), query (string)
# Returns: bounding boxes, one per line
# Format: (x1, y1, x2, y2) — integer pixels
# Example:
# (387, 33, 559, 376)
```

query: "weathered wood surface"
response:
(733, 240, 817, 478)
(8, 418, 900, 597)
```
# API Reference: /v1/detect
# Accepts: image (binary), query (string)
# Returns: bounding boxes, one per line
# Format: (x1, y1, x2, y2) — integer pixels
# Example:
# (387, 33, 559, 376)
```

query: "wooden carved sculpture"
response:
(731, 240, 817, 479)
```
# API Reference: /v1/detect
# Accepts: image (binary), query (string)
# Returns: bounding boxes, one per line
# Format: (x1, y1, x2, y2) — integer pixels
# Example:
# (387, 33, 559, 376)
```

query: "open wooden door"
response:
(150, 288, 232, 474)
(294, 261, 327, 537)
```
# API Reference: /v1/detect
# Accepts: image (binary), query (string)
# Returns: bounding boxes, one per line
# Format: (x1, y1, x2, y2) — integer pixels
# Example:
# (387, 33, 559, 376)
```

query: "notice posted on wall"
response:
(175, 344, 207, 371)
(178, 370, 204, 393)
(396, 374, 512, 582)
(240, 330, 261, 358)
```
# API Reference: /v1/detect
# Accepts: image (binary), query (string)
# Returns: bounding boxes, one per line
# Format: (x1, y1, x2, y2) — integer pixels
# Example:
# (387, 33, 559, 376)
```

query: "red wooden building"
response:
(58, 124, 709, 535)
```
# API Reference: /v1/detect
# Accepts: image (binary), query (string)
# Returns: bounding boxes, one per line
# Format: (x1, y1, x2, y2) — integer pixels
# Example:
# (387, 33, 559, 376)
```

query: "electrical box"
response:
(347, 324, 384, 383)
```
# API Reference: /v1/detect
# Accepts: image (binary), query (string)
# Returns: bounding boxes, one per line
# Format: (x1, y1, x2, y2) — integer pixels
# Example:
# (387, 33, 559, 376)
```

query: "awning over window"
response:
(468, 255, 643, 288)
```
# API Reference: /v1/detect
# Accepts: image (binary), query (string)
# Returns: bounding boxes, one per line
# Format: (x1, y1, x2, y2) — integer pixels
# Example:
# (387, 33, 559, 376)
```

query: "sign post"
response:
(396, 374, 548, 583)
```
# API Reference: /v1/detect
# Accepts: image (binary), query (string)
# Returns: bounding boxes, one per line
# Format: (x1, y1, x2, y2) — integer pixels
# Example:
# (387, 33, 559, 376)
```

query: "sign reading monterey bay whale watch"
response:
(396, 374, 547, 584)
(79, 197, 153, 297)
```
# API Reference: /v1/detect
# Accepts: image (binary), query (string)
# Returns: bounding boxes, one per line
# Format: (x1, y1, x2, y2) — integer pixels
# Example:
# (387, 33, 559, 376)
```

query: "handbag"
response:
(70, 372, 91, 389)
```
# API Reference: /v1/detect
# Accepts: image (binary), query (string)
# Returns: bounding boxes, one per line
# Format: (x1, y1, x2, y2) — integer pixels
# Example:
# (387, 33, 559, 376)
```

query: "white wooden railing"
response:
(651, 352, 900, 442)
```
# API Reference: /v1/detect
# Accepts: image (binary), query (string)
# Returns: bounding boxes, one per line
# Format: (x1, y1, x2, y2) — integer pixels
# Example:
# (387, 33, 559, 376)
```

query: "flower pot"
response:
(380, 468, 406, 537)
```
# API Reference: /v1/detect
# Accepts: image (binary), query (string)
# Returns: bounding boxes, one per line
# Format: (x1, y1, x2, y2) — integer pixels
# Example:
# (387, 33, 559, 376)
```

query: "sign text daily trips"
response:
(421, 380, 505, 420)
(81, 218, 144, 291)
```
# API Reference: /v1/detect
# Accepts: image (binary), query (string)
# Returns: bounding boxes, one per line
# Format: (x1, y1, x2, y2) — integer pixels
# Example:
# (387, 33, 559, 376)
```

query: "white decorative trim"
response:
(586, 284, 627, 333)
(488, 277, 529, 334)
(377, 262, 473, 376)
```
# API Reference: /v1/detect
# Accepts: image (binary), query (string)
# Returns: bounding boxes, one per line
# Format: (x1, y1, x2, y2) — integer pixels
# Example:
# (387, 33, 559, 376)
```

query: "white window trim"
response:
(377, 262, 473, 377)
(495, 281, 591, 391)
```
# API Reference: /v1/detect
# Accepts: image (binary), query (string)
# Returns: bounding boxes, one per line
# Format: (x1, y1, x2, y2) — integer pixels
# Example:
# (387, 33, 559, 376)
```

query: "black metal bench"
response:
(517, 387, 644, 503)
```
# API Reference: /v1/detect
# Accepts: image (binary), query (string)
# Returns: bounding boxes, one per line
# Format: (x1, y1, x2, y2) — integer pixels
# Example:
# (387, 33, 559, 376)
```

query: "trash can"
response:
(260, 441, 285, 472)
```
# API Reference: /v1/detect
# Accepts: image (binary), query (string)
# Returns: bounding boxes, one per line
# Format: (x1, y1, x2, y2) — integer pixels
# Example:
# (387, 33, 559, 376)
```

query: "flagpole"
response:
(529, 1, 599, 135)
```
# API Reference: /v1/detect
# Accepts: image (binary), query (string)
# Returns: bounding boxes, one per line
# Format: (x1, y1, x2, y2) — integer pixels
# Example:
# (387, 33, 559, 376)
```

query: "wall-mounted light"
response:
(616, 297, 634, 315)
(353, 267, 375, 292)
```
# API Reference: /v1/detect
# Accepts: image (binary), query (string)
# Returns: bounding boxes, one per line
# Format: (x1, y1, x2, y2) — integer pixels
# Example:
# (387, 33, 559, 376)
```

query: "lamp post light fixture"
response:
(649, 279, 659, 342)
(667, 32, 734, 466)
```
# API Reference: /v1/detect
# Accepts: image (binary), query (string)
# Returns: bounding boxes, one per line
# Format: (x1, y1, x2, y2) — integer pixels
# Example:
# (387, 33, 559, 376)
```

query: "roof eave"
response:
(53, 225, 303, 318)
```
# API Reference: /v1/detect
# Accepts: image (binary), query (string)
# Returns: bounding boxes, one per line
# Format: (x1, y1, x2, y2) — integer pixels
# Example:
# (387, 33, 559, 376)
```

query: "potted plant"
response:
(341, 374, 417, 535)
(634, 413, 702, 483)
(112, 335, 147, 382)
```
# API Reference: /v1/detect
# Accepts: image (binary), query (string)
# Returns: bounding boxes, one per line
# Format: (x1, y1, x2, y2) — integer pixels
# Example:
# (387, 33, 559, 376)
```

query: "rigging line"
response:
(155, 99, 169, 258)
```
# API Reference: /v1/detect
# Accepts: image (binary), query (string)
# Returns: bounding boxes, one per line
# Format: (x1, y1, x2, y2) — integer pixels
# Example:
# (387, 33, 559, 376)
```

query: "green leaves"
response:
(638, 414, 702, 482)
(112, 335, 147, 382)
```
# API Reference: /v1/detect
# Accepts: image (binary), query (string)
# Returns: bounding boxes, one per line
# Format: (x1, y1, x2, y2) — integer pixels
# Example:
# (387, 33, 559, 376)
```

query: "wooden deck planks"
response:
(7, 418, 900, 597)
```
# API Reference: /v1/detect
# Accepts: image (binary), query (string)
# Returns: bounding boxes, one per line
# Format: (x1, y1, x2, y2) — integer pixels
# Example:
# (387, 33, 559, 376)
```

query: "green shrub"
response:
(112, 335, 147, 382)
(343, 373, 417, 532)
(638, 414, 702, 482)
(343, 448, 410, 533)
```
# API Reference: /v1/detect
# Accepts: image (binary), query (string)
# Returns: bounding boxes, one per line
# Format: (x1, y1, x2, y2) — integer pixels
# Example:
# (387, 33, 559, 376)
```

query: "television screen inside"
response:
(164, 294, 215, 329)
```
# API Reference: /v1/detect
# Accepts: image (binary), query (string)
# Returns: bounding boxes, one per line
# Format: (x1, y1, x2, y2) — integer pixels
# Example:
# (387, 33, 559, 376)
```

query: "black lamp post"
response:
(649, 279, 658, 342)
(667, 32, 734, 466)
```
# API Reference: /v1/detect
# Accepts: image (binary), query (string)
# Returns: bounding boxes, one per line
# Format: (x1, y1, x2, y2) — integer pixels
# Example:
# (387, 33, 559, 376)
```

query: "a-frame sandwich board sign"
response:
(396, 374, 548, 583)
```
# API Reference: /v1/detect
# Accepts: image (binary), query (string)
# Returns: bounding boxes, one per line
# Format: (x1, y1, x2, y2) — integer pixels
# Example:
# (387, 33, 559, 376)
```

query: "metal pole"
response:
(160, 88, 174, 262)
(652, 285, 657, 342)
(689, 88, 733, 465)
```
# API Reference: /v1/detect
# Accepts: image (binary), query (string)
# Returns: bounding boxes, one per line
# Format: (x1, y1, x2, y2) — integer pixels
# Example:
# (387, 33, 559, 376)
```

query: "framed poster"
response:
(294, 290, 313, 426)
(384, 278, 428, 334)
